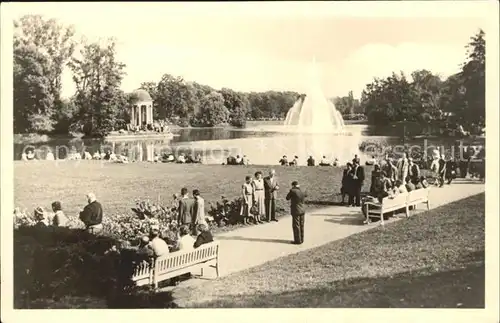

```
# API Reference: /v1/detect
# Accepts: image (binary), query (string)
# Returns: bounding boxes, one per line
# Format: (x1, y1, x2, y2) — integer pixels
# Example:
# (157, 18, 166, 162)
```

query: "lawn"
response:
(14, 161, 374, 228)
(173, 193, 485, 308)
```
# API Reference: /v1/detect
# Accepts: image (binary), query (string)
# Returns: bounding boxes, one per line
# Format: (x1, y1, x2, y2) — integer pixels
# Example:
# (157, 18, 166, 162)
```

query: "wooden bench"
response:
(364, 188, 431, 225)
(131, 241, 220, 288)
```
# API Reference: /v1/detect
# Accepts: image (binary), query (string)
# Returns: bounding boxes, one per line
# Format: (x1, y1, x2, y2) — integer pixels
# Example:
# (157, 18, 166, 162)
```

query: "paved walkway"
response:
(169, 179, 485, 292)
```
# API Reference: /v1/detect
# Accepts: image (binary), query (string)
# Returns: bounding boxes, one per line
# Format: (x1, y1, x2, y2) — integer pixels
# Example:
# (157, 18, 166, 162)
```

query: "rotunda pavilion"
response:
(130, 89, 154, 127)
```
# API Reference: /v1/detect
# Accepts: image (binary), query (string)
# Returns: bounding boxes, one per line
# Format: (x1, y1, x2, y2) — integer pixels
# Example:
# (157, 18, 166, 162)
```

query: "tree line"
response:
(359, 30, 485, 134)
(13, 15, 485, 138)
(13, 15, 301, 137)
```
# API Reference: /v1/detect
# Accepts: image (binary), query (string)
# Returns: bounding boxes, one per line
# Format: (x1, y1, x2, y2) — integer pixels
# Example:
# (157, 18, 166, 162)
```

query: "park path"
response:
(169, 179, 485, 291)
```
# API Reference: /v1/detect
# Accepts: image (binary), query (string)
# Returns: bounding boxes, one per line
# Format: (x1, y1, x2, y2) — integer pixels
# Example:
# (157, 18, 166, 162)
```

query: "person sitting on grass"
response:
(319, 156, 330, 166)
(289, 156, 299, 166)
(307, 155, 315, 166)
(193, 223, 214, 249)
(235, 155, 243, 165)
(279, 155, 289, 166)
(178, 225, 195, 251)
(240, 155, 249, 165)
(149, 229, 170, 257)
(51, 201, 69, 227)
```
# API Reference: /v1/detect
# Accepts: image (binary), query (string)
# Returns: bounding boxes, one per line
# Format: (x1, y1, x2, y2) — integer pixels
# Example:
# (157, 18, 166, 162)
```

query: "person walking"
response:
(286, 181, 308, 244)
(263, 169, 279, 222)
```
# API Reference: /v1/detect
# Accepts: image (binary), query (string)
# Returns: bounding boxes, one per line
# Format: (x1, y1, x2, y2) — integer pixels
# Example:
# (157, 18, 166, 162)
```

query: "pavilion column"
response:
(138, 106, 142, 126)
(149, 105, 153, 123)
(131, 106, 135, 126)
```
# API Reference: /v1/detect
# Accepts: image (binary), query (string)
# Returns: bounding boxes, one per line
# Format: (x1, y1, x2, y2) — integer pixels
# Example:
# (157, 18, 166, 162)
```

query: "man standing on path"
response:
(264, 169, 279, 222)
(286, 181, 308, 244)
(349, 158, 365, 207)
(178, 187, 195, 234)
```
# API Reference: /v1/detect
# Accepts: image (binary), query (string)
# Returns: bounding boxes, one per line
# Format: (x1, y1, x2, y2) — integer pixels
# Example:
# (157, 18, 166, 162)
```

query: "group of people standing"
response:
(240, 169, 280, 224)
(340, 156, 366, 207)
(174, 188, 208, 235)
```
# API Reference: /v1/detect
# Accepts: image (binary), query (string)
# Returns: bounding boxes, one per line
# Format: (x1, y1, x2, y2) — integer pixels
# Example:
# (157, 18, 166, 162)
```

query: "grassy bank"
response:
(14, 162, 374, 227)
(174, 193, 485, 308)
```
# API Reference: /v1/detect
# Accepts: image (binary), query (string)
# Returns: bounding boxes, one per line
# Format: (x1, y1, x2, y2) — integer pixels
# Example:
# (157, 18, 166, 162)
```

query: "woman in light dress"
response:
(241, 176, 254, 225)
(252, 171, 265, 224)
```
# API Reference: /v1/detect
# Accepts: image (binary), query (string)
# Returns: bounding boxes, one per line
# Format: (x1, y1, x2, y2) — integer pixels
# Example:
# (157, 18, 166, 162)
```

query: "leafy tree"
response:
(156, 74, 198, 120)
(68, 38, 126, 137)
(461, 29, 485, 129)
(195, 91, 229, 127)
(13, 42, 55, 133)
(13, 15, 75, 133)
(219, 88, 248, 127)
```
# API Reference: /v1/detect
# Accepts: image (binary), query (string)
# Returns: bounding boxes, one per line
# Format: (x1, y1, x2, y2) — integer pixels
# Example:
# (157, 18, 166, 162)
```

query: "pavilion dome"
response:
(132, 89, 153, 102)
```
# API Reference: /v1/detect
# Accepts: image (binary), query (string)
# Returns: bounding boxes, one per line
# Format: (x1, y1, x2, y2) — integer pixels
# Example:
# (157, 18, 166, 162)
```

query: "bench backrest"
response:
(381, 193, 408, 210)
(132, 261, 153, 283)
(154, 241, 220, 275)
(407, 188, 430, 204)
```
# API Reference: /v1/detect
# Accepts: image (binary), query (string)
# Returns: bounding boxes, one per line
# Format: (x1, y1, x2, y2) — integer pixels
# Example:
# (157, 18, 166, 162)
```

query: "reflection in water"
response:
(14, 124, 377, 164)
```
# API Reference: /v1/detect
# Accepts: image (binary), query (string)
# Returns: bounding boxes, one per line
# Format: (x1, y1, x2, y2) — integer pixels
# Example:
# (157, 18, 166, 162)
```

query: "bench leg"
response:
(215, 261, 220, 278)
(405, 205, 410, 218)
(426, 201, 430, 210)
(380, 211, 385, 226)
(201, 267, 204, 277)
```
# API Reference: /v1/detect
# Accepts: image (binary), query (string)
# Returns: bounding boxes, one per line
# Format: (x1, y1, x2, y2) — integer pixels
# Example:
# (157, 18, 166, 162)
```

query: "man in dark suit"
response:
(177, 187, 195, 233)
(349, 158, 365, 207)
(286, 181, 308, 244)
(263, 169, 279, 222)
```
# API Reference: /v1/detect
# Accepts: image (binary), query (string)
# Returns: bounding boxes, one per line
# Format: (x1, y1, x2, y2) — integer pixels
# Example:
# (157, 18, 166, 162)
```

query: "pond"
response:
(13, 121, 485, 165)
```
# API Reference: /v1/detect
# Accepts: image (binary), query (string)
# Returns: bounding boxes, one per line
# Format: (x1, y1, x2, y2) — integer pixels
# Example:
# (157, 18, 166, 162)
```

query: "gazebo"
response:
(129, 89, 154, 127)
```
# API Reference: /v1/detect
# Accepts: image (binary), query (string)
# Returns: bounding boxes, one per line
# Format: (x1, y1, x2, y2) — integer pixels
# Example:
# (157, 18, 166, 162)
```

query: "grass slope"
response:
(174, 193, 485, 308)
(14, 162, 374, 222)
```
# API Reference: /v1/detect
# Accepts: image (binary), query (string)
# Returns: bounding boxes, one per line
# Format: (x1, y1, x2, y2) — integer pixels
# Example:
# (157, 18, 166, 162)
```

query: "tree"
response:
(461, 29, 485, 128)
(411, 70, 444, 121)
(219, 88, 248, 127)
(156, 74, 198, 121)
(13, 42, 55, 133)
(13, 15, 76, 133)
(195, 91, 229, 127)
(68, 38, 126, 137)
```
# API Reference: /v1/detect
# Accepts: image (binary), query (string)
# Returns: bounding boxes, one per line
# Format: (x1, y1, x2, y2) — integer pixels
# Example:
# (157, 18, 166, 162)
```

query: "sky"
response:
(5, 2, 489, 99)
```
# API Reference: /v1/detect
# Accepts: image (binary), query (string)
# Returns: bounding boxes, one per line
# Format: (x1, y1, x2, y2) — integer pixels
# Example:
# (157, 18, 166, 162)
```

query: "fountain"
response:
(283, 57, 346, 133)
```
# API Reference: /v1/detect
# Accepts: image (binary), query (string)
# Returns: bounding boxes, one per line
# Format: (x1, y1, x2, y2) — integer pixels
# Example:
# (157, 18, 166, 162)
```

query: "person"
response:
(307, 156, 315, 166)
(79, 193, 103, 234)
(193, 189, 207, 230)
(408, 158, 420, 184)
(51, 201, 69, 227)
(193, 224, 214, 248)
(171, 194, 179, 213)
(437, 154, 446, 187)
(46, 149, 55, 161)
(369, 164, 382, 196)
(235, 155, 242, 165)
(319, 156, 330, 166)
(349, 158, 365, 207)
(177, 188, 195, 233)
(33, 207, 49, 228)
(178, 225, 196, 251)
(365, 155, 377, 166)
(405, 176, 416, 192)
(252, 172, 265, 224)
(445, 157, 458, 184)
(361, 171, 392, 222)
(241, 155, 249, 165)
(289, 156, 298, 166)
(137, 236, 154, 261)
(26, 150, 36, 161)
(383, 158, 398, 185)
(395, 180, 407, 194)
(420, 176, 430, 188)
(397, 152, 410, 182)
(240, 176, 254, 225)
(279, 155, 289, 166)
(264, 169, 279, 222)
(177, 154, 186, 164)
(286, 181, 308, 245)
(21, 152, 28, 161)
(149, 229, 170, 257)
(341, 162, 353, 205)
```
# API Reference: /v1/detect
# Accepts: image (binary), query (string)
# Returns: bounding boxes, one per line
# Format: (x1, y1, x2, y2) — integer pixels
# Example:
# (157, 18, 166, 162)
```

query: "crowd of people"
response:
(278, 155, 341, 167)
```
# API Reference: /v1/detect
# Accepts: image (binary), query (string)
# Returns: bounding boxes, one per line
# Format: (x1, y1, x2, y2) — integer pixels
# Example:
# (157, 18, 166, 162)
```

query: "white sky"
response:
(4, 2, 489, 99)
